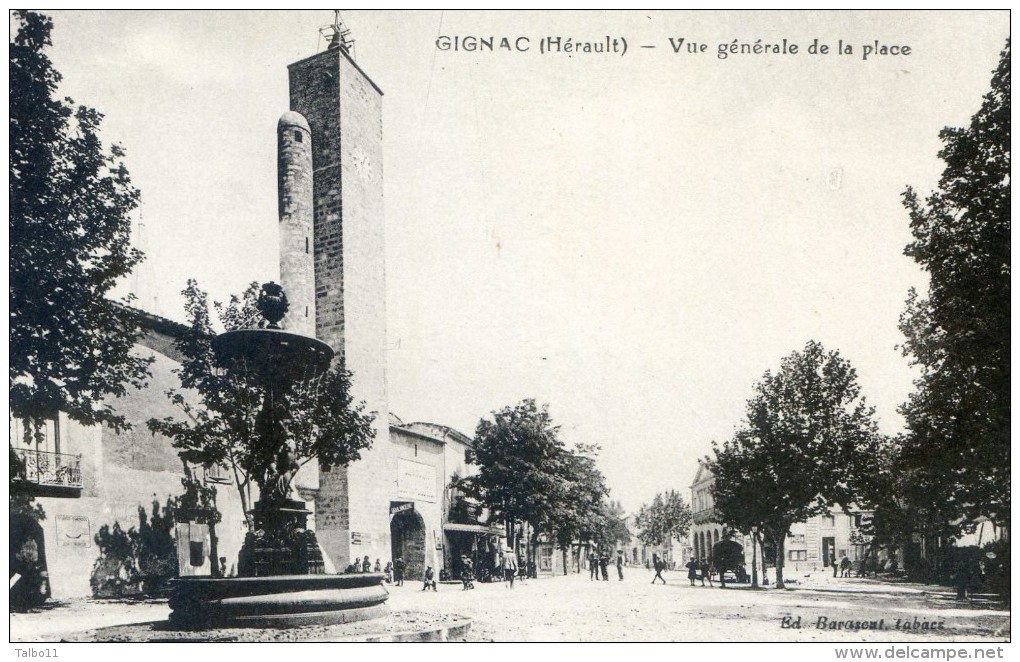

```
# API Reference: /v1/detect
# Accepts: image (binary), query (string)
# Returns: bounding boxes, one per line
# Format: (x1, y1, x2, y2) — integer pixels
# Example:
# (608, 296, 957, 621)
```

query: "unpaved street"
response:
(9, 570, 1009, 643)
(386, 570, 1009, 642)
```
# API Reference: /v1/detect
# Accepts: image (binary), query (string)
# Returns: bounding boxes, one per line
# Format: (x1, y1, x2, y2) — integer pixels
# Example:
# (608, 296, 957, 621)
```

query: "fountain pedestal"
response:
(239, 500, 326, 577)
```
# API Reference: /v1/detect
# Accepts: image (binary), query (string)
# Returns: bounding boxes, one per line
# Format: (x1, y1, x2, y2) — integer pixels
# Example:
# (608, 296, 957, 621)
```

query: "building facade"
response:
(10, 313, 250, 599)
(690, 465, 868, 574)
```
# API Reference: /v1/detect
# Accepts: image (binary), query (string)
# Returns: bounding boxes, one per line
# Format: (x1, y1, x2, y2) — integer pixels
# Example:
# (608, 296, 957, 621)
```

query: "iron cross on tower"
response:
(321, 10, 355, 57)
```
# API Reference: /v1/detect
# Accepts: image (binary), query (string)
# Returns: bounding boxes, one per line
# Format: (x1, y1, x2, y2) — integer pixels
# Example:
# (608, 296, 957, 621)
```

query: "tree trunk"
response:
(562, 547, 568, 575)
(751, 530, 759, 589)
(232, 466, 253, 531)
(209, 521, 221, 577)
(774, 528, 787, 589)
(529, 527, 540, 577)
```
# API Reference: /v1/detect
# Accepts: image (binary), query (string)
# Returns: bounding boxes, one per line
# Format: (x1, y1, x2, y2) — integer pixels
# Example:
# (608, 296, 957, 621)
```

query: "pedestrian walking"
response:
(362, 555, 371, 573)
(503, 549, 518, 588)
(422, 565, 437, 592)
(651, 553, 666, 585)
(374, 558, 382, 573)
(839, 556, 852, 578)
(599, 552, 610, 581)
(686, 558, 699, 586)
(616, 550, 625, 581)
(393, 557, 405, 587)
(589, 551, 598, 581)
(699, 558, 714, 587)
(384, 561, 393, 584)
(462, 556, 476, 590)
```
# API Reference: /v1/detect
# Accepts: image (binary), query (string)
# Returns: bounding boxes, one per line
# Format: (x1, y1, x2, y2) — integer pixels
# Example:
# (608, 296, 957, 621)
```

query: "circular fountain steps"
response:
(169, 573, 388, 629)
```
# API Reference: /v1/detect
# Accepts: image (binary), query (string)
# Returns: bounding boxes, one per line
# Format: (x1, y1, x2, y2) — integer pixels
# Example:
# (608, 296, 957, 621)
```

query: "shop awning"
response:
(443, 523, 506, 536)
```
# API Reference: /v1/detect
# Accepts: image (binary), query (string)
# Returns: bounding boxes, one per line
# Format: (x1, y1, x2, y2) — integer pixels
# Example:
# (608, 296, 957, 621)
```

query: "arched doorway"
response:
(390, 508, 426, 581)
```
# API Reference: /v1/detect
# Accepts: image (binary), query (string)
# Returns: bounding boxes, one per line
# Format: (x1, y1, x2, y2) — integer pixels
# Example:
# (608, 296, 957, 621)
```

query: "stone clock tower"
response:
(285, 34, 391, 571)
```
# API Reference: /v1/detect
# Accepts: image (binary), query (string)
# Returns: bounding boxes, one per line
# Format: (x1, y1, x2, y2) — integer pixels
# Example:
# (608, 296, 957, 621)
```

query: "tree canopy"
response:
(898, 40, 1010, 532)
(10, 10, 149, 434)
(459, 399, 573, 544)
(550, 444, 611, 552)
(596, 499, 632, 551)
(147, 281, 376, 523)
(459, 398, 618, 561)
(705, 340, 882, 587)
(635, 490, 693, 549)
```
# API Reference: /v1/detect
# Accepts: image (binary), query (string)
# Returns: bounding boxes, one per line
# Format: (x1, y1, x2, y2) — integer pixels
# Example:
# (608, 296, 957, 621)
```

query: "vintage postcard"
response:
(8, 9, 1010, 651)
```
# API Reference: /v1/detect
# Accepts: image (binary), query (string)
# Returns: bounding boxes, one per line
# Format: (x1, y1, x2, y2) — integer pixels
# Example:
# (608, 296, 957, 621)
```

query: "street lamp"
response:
(750, 525, 760, 589)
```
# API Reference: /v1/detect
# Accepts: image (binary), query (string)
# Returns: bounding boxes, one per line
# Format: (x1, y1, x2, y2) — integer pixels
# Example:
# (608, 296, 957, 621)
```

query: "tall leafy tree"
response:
(10, 11, 149, 436)
(635, 490, 693, 549)
(596, 499, 632, 552)
(147, 281, 376, 525)
(705, 341, 882, 588)
(898, 41, 1010, 532)
(459, 399, 574, 560)
(549, 444, 610, 574)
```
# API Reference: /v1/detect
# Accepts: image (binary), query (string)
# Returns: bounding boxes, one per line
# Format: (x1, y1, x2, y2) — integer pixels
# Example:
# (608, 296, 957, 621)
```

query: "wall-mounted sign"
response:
(390, 501, 415, 516)
(351, 532, 363, 545)
(55, 515, 90, 548)
(397, 458, 436, 503)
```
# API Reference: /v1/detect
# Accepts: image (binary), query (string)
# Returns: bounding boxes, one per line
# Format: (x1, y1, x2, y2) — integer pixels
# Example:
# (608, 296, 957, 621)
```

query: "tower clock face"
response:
(350, 146, 374, 180)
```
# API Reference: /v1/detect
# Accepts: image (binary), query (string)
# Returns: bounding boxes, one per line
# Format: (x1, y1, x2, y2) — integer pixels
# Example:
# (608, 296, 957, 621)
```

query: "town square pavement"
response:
(389, 569, 1009, 642)
(9, 569, 1009, 643)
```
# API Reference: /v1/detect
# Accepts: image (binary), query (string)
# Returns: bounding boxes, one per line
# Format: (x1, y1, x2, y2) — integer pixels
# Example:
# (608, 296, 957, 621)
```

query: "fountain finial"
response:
(257, 282, 289, 329)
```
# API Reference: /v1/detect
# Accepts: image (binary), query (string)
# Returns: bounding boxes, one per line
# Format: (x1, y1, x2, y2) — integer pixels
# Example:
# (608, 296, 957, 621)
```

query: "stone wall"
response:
(28, 338, 249, 598)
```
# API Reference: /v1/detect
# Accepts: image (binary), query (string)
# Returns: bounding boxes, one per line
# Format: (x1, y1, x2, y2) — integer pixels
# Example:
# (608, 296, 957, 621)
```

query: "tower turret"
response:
(277, 111, 315, 336)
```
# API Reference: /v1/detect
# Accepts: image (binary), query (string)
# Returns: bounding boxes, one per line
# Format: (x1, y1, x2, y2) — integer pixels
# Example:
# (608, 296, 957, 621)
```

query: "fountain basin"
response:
(169, 574, 388, 629)
(212, 328, 334, 383)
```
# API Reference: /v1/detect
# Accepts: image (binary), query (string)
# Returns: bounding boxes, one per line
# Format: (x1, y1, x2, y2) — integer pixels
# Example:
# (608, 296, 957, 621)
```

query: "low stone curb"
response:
(336, 617, 473, 642)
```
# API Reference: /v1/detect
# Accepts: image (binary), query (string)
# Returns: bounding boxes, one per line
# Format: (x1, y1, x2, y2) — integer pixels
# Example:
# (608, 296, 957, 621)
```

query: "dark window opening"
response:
(305, 236, 309, 253)
(190, 540, 205, 567)
(294, 130, 303, 143)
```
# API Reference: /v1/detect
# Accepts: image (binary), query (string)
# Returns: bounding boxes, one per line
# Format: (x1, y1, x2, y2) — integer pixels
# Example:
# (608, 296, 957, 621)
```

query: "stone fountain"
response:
(168, 283, 388, 629)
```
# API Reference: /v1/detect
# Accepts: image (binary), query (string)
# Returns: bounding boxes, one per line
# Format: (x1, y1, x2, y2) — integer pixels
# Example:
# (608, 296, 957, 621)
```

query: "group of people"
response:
(432, 549, 524, 592)
(345, 555, 383, 575)
(685, 558, 721, 586)
(832, 555, 854, 578)
(587, 550, 617, 581)
(587, 550, 671, 583)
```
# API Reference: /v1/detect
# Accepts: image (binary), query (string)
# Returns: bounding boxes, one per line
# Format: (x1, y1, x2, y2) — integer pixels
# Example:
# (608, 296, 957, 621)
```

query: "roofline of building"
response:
(389, 425, 446, 445)
(109, 300, 201, 341)
(409, 422, 472, 446)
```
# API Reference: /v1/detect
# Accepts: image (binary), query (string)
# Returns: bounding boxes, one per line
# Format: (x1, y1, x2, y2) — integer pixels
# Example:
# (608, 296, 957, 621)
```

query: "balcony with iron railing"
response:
(692, 507, 718, 524)
(11, 447, 83, 497)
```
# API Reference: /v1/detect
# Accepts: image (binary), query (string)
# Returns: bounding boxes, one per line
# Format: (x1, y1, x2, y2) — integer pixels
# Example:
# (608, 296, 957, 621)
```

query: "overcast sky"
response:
(39, 10, 1008, 512)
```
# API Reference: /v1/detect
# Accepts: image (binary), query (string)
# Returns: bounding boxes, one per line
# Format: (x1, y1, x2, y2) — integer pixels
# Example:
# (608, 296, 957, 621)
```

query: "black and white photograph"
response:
(8, 9, 1010, 651)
